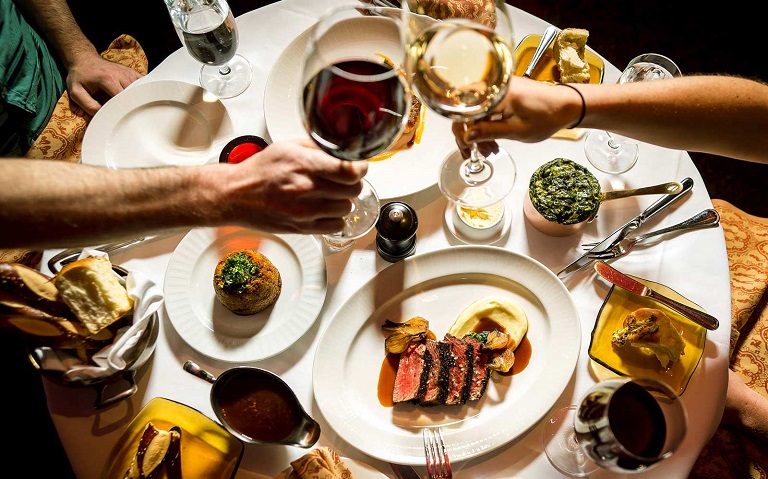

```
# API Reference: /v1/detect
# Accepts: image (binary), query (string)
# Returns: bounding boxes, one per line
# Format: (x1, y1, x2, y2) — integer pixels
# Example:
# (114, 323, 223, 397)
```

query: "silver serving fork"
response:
(585, 208, 719, 260)
(423, 427, 452, 479)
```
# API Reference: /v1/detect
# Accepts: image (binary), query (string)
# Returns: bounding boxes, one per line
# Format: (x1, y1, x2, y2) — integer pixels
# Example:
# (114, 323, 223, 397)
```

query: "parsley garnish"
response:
(220, 252, 260, 294)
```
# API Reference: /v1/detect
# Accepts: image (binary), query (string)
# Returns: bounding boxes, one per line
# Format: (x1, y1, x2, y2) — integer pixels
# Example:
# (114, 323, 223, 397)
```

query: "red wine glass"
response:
(543, 377, 687, 477)
(300, 4, 411, 250)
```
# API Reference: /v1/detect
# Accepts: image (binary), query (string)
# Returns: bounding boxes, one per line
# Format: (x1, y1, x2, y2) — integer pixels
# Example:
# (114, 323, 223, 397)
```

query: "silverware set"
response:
(583, 208, 720, 260)
(557, 177, 695, 279)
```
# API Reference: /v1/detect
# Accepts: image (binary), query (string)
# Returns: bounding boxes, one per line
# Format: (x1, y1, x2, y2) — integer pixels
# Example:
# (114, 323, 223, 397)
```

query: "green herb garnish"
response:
(467, 331, 489, 343)
(219, 252, 260, 294)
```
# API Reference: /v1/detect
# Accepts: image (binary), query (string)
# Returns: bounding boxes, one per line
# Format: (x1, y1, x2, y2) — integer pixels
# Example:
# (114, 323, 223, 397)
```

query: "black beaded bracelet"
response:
(557, 83, 586, 129)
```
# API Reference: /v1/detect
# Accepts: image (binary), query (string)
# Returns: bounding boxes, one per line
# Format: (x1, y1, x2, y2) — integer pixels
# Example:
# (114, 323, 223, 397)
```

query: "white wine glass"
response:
(300, 4, 411, 251)
(543, 377, 687, 477)
(584, 53, 681, 174)
(169, 0, 252, 98)
(401, 0, 517, 209)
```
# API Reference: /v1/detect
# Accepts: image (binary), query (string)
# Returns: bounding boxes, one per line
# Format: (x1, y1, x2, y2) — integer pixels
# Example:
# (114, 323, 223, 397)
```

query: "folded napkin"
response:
(33, 249, 164, 381)
(272, 447, 355, 479)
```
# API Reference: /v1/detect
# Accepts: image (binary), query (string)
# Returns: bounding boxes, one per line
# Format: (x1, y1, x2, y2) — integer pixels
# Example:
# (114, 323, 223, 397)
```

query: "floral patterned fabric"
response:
(689, 199, 768, 479)
(0, 34, 148, 267)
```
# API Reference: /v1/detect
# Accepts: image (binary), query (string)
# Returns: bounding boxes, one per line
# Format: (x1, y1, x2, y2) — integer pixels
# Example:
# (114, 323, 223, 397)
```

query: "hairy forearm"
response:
(0, 160, 227, 249)
(14, 0, 97, 69)
(579, 76, 768, 163)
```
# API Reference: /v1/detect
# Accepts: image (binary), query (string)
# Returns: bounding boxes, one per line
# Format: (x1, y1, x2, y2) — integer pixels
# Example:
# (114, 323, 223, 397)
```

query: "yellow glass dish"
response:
(514, 33, 605, 84)
(101, 397, 243, 479)
(588, 275, 707, 396)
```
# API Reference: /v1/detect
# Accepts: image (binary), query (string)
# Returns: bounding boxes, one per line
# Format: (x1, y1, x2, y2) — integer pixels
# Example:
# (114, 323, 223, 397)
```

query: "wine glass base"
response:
(542, 406, 599, 477)
(321, 179, 380, 253)
(438, 148, 516, 208)
(584, 130, 639, 174)
(200, 54, 253, 99)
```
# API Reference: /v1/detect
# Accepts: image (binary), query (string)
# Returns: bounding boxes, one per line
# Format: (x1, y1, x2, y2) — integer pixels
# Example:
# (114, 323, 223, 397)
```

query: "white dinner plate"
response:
(164, 227, 326, 362)
(276, 457, 387, 479)
(82, 80, 234, 168)
(263, 20, 456, 200)
(313, 245, 580, 465)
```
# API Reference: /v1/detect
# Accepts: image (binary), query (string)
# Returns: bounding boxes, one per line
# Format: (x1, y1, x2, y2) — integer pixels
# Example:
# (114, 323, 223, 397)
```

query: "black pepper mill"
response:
(375, 201, 418, 262)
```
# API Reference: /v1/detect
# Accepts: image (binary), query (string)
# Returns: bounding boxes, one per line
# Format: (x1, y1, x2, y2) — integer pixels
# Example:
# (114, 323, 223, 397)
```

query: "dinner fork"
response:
(423, 427, 452, 479)
(585, 208, 720, 260)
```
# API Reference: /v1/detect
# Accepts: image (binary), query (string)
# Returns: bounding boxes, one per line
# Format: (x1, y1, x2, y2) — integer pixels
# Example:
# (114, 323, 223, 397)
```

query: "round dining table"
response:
(42, 0, 731, 478)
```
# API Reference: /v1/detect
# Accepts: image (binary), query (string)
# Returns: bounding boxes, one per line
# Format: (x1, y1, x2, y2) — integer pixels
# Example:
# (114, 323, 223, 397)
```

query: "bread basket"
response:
(26, 263, 160, 409)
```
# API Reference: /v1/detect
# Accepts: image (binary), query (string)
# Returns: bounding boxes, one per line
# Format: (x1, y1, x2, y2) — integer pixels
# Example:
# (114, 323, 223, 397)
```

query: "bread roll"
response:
(553, 28, 591, 84)
(213, 250, 281, 315)
(53, 256, 134, 334)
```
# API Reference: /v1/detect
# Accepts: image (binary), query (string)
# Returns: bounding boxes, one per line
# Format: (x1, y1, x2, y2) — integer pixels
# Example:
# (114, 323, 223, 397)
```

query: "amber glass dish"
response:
(588, 275, 707, 395)
(101, 397, 243, 479)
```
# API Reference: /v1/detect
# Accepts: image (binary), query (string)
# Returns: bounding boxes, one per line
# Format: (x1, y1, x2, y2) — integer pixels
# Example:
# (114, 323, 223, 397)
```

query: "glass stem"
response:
(464, 122, 485, 175)
(219, 64, 231, 76)
(606, 131, 619, 149)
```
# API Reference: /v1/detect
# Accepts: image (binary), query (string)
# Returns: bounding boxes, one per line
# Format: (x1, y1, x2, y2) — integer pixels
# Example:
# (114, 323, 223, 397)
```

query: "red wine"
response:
(575, 381, 668, 471)
(303, 60, 408, 161)
(182, 9, 237, 66)
(609, 382, 667, 466)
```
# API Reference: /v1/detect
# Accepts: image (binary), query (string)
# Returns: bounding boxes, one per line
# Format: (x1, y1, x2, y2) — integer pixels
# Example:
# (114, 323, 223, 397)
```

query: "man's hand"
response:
(66, 51, 143, 115)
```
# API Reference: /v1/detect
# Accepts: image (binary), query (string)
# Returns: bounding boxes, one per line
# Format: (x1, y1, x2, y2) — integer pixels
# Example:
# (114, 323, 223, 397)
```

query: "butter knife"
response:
(390, 463, 421, 479)
(557, 177, 693, 279)
(523, 26, 559, 78)
(594, 260, 719, 330)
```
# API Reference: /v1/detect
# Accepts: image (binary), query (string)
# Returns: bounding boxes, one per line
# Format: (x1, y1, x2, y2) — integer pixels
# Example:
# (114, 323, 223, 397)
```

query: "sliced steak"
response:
(419, 339, 445, 406)
(442, 334, 473, 405)
(464, 336, 491, 401)
(393, 341, 429, 404)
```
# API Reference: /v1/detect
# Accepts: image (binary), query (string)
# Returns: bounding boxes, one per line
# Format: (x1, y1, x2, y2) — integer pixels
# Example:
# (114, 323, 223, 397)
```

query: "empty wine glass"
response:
(401, 0, 517, 210)
(584, 53, 681, 174)
(168, 0, 252, 98)
(543, 377, 687, 477)
(300, 4, 411, 251)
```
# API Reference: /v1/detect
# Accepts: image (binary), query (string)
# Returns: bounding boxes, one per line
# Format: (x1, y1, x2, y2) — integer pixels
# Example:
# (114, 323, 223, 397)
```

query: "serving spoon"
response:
(523, 26, 559, 78)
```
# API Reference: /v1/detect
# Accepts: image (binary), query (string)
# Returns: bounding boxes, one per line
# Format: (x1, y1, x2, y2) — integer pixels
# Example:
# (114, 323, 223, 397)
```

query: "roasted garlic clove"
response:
(382, 316, 429, 354)
(483, 330, 511, 350)
(488, 348, 515, 373)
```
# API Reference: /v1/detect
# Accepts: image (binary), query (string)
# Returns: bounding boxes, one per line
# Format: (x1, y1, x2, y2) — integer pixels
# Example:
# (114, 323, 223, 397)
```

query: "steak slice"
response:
(393, 341, 430, 404)
(442, 334, 473, 405)
(419, 339, 445, 406)
(464, 336, 491, 401)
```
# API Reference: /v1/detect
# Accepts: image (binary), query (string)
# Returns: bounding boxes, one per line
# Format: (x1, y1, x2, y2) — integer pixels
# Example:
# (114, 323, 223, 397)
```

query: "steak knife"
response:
(390, 463, 421, 479)
(594, 260, 719, 330)
(557, 177, 694, 280)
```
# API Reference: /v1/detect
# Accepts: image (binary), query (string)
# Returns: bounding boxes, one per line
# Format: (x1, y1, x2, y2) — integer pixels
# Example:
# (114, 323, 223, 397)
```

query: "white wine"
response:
(407, 20, 513, 121)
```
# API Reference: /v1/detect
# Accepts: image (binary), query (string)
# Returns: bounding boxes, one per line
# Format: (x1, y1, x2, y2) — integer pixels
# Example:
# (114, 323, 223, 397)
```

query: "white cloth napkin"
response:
(34, 249, 164, 381)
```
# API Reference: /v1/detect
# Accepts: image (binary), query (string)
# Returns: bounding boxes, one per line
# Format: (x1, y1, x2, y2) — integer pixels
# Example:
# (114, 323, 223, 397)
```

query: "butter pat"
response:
(453, 201, 505, 242)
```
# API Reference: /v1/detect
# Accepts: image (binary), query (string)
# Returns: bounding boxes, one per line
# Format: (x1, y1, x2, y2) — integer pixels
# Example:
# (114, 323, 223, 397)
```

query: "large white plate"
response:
(82, 80, 234, 168)
(263, 20, 455, 200)
(313, 245, 580, 465)
(164, 227, 326, 362)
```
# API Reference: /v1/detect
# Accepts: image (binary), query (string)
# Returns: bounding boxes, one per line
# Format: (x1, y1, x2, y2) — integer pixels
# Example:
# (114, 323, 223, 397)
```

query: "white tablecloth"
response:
(43, 1, 731, 478)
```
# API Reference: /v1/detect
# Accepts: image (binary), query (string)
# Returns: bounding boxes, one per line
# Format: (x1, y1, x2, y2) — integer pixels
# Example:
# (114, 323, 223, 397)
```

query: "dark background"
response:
(68, 0, 768, 217)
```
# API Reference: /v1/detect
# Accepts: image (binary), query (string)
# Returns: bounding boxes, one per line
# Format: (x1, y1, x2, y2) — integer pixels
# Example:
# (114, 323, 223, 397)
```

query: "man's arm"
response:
(14, 0, 143, 115)
(0, 140, 367, 249)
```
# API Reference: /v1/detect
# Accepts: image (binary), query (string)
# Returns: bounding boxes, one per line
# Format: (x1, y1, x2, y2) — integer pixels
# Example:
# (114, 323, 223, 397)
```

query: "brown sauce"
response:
(378, 353, 400, 407)
(217, 372, 300, 442)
